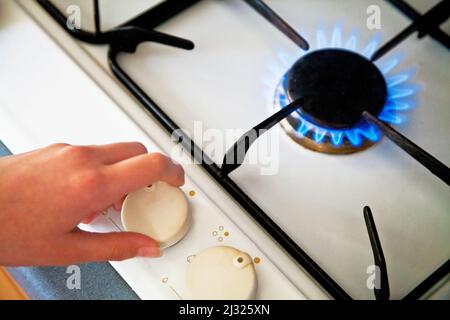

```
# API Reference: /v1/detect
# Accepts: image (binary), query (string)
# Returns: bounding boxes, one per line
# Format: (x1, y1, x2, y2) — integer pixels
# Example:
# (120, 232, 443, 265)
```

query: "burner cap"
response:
(286, 49, 387, 129)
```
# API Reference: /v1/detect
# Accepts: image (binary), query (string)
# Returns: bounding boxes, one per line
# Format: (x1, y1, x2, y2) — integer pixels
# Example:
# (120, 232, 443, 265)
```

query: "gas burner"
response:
(273, 26, 417, 154)
(278, 49, 387, 154)
(286, 49, 387, 129)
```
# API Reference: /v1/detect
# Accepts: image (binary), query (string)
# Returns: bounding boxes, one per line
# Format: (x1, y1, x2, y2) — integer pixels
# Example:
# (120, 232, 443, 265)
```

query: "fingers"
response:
(66, 230, 161, 263)
(113, 195, 126, 211)
(82, 212, 97, 224)
(81, 211, 102, 224)
(81, 199, 124, 224)
(89, 142, 148, 164)
(104, 152, 185, 200)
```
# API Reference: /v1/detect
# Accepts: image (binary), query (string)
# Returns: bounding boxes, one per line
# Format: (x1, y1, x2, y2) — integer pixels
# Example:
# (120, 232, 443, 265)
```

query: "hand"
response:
(0, 142, 185, 266)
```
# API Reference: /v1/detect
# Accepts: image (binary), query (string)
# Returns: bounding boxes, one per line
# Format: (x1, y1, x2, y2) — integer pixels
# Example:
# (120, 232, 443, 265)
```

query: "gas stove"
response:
(1, 0, 449, 299)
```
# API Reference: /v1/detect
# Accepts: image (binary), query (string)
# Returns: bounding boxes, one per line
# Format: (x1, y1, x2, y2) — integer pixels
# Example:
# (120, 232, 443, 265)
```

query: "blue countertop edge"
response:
(1, 140, 139, 300)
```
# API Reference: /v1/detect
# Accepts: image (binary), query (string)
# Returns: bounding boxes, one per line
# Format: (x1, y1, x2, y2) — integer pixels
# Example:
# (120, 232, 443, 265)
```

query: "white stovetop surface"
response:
(78, 0, 450, 299)
(49, 0, 166, 32)
(2, 0, 449, 299)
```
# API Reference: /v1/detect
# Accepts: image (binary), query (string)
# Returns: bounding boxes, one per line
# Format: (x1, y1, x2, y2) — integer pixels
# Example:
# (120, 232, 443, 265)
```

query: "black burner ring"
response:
(286, 49, 387, 129)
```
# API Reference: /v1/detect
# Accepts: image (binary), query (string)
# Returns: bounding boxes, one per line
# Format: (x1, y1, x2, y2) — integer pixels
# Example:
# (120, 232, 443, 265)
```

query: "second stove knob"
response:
(186, 246, 257, 300)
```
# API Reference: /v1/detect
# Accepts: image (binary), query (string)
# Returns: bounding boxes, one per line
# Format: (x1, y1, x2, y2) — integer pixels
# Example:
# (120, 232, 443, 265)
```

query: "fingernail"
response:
(137, 246, 161, 258)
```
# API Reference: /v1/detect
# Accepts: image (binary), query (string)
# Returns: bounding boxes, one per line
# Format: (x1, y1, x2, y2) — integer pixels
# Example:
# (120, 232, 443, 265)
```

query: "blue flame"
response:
(272, 24, 418, 148)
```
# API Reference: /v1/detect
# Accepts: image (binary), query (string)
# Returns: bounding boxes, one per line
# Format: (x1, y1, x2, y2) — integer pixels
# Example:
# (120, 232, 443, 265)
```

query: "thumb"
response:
(67, 230, 161, 263)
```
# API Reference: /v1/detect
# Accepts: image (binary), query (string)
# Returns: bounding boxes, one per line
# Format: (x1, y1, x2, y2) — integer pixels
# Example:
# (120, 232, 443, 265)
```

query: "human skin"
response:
(0, 142, 185, 266)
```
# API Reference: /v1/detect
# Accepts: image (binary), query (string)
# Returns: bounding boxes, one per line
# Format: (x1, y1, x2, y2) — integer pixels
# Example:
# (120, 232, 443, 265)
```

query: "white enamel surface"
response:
(112, 0, 450, 299)
(49, 0, 166, 32)
(0, 0, 305, 300)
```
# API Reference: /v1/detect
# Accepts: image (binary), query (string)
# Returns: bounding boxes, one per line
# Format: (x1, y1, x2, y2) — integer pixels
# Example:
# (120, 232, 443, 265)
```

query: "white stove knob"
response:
(121, 182, 190, 249)
(186, 246, 257, 300)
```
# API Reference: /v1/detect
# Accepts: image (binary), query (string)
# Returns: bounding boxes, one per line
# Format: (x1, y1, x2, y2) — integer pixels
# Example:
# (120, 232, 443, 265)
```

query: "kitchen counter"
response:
(1, 140, 138, 300)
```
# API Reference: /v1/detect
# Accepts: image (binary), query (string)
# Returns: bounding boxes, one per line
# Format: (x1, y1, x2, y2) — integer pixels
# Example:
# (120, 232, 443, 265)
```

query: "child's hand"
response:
(0, 142, 184, 266)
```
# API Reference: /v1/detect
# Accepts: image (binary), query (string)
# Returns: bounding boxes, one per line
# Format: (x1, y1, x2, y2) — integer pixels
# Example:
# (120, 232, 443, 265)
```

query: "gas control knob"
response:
(186, 246, 257, 300)
(121, 182, 190, 249)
